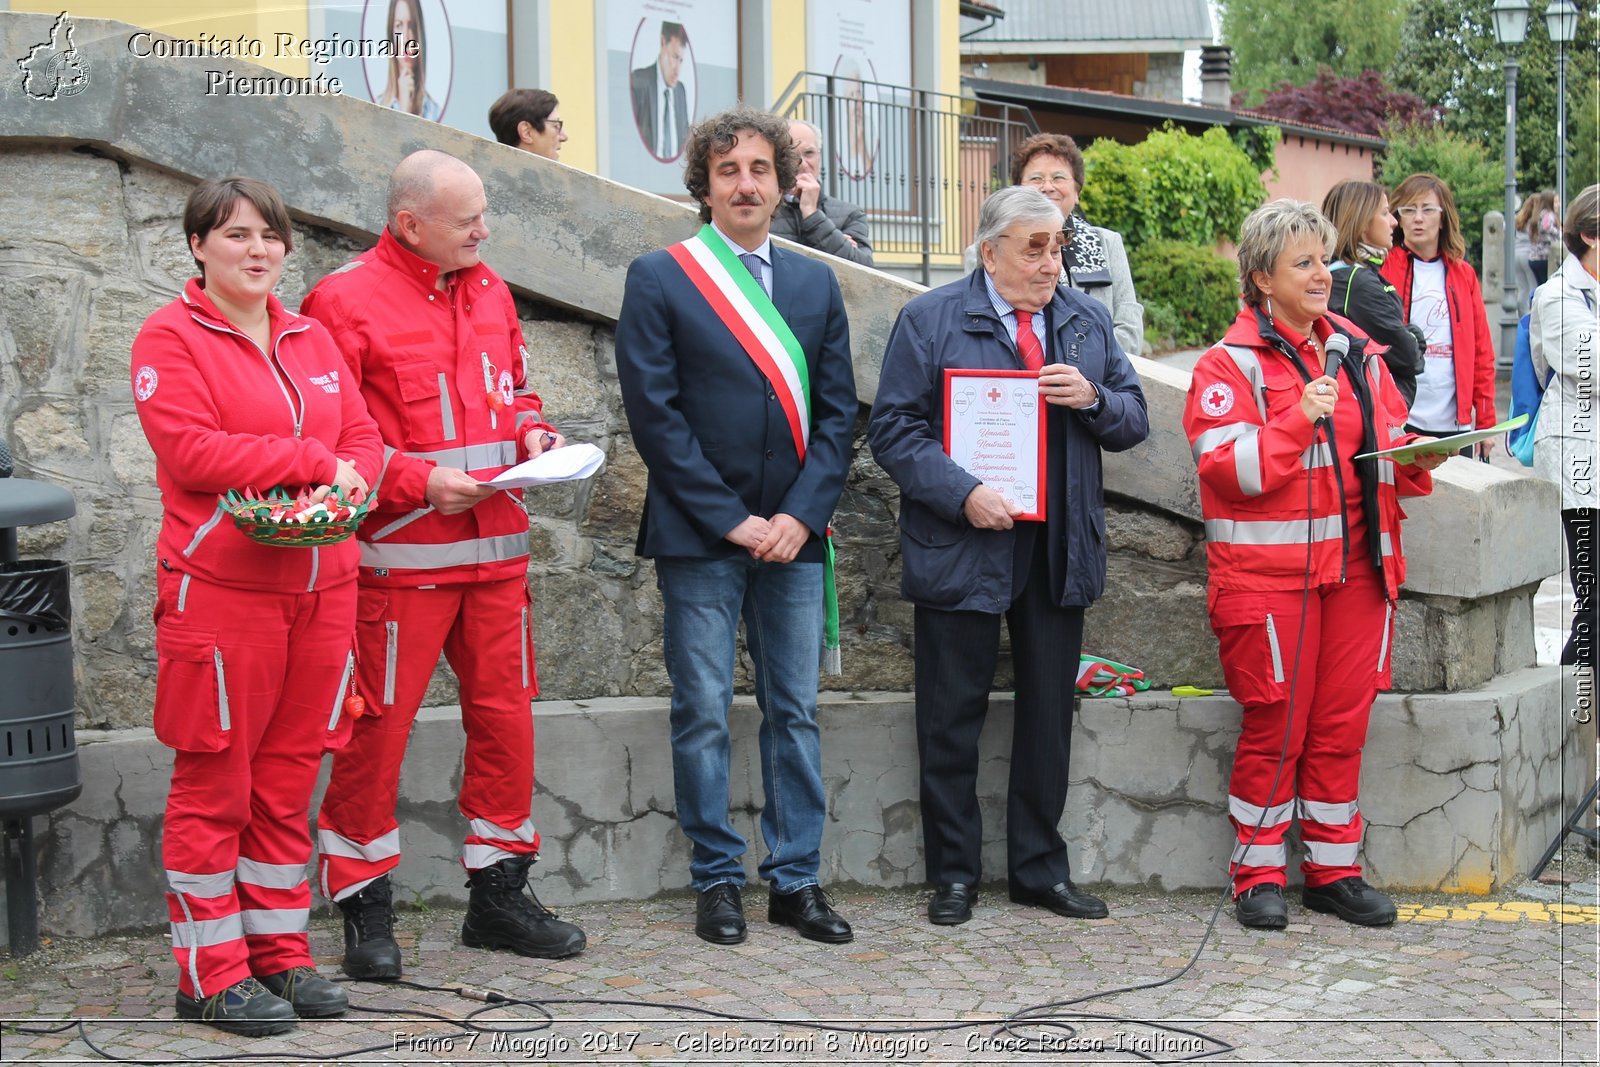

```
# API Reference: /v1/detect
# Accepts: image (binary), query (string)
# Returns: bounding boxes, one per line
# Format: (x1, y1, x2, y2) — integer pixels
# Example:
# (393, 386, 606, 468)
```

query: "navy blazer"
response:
(868, 269, 1148, 611)
(616, 241, 858, 563)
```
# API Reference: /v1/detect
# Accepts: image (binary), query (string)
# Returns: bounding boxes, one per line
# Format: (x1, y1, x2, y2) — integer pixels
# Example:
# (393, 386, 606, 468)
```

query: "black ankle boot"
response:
(462, 855, 586, 959)
(338, 875, 402, 980)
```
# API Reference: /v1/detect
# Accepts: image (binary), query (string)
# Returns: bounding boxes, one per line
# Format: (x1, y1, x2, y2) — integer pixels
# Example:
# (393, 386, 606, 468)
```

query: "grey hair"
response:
(974, 186, 1064, 253)
(1237, 198, 1336, 308)
(387, 149, 473, 227)
(787, 118, 821, 140)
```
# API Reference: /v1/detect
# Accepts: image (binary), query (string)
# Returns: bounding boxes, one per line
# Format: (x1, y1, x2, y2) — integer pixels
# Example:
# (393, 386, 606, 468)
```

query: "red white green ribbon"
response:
(667, 224, 841, 674)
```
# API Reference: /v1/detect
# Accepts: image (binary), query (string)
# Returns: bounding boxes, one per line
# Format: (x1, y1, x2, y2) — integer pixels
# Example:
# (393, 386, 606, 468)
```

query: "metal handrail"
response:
(772, 71, 1038, 285)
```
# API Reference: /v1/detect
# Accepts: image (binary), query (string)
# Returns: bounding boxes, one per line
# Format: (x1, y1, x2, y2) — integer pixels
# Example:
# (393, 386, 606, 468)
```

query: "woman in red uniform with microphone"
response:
(131, 177, 381, 1035)
(1183, 199, 1445, 931)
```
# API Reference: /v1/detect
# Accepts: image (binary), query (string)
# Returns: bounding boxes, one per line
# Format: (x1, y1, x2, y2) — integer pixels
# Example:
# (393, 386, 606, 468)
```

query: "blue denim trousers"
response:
(655, 555, 826, 894)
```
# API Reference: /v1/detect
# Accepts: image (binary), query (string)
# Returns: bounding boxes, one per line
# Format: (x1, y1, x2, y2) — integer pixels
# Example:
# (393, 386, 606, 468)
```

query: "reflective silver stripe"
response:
(1234, 428, 1263, 496)
(307, 545, 319, 592)
(514, 409, 540, 432)
(520, 606, 530, 690)
(240, 908, 310, 936)
(437, 373, 456, 439)
(1380, 531, 1395, 557)
(1230, 841, 1288, 868)
(236, 858, 307, 891)
(1228, 797, 1294, 827)
(1191, 423, 1255, 460)
(316, 827, 402, 862)
(1388, 425, 1404, 441)
(368, 507, 434, 542)
(1221, 344, 1269, 419)
(169, 913, 244, 948)
(1265, 614, 1285, 683)
(360, 532, 528, 571)
(328, 652, 354, 732)
(1304, 839, 1361, 866)
(403, 441, 517, 469)
(177, 573, 192, 612)
(1205, 515, 1344, 546)
(171, 892, 206, 996)
(1298, 799, 1360, 825)
(1376, 459, 1396, 484)
(1301, 442, 1334, 469)
(467, 817, 536, 844)
(463, 843, 518, 869)
(167, 869, 235, 897)
(376, 445, 398, 489)
(383, 622, 398, 705)
(183, 504, 226, 557)
(214, 648, 230, 732)
(1377, 602, 1393, 672)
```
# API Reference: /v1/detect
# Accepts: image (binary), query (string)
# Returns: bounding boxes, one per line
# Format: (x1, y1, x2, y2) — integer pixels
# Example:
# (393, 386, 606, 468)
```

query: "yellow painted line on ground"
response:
(1396, 901, 1600, 924)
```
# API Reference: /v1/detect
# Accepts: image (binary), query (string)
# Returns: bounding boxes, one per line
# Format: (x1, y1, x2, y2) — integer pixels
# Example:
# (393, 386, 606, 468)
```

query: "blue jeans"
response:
(656, 555, 826, 894)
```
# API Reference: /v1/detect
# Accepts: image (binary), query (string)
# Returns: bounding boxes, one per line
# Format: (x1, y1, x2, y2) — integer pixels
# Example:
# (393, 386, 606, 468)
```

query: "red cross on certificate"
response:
(987, 387, 1003, 402)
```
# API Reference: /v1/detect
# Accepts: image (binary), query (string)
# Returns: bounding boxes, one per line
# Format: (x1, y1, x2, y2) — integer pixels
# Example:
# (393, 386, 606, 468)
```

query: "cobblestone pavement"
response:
(2, 860, 1596, 1066)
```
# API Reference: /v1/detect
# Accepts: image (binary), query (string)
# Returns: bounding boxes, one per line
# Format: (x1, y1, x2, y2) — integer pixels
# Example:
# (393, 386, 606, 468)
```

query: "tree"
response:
(1219, 0, 1409, 105)
(1080, 126, 1267, 249)
(1388, 0, 1599, 194)
(1253, 68, 1439, 138)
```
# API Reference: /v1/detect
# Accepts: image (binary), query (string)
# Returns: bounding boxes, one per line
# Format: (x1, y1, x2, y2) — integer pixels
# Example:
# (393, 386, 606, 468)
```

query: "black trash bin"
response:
(0, 446, 78, 956)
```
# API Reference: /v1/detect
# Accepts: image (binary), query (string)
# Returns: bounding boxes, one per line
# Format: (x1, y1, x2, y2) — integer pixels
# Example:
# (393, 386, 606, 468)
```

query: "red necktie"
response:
(1014, 309, 1044, 371)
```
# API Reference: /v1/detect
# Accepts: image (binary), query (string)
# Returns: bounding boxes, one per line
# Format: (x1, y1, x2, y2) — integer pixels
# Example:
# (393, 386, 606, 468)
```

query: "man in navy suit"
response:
(616, 105, 858, 946)
(630, 21, 690, 160)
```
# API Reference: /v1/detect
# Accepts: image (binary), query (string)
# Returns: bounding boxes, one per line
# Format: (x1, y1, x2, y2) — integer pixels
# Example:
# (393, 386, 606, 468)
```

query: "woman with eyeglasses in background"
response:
(1380, 173, 1498, 458)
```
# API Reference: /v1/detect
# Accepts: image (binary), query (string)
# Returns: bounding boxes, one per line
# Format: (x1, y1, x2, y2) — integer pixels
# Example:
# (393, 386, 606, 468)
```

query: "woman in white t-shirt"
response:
(1379, 173, 1499, 458)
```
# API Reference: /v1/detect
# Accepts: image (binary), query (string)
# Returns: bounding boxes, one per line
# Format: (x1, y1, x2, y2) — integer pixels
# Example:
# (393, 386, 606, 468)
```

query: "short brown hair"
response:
(1390, 172, 1466, 262)
(682, 106, 797, 224)
(182, 176, 293, 276)
(1009, 133, 1085, 192)
(1322, 180, 1388, 264)
(1564, 183, 1600, 260)
(488, 88, 559, 146)
(1237, 199, 1335, 309)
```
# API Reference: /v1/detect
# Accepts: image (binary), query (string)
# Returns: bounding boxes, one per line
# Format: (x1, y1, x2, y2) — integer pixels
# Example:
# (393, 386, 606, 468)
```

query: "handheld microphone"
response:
(1316, 334, 1349, 429)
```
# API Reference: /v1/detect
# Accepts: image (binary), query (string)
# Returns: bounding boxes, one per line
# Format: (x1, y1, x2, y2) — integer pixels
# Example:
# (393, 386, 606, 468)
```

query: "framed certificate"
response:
(942, 369, 1047, 521)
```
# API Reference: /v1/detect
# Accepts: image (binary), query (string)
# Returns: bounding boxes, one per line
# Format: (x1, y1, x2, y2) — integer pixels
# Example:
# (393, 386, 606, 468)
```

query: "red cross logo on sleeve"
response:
(1199, 381, 1235, 417)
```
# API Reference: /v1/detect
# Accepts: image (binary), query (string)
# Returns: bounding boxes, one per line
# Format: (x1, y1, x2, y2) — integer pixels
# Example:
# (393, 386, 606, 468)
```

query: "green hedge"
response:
(1130, 240, 1241, 351)
(1378, 122, 1501, 268)
(1080, 125, 1268, 248)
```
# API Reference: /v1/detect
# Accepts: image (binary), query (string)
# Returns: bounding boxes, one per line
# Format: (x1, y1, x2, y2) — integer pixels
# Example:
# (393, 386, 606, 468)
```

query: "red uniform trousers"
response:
(316, 576, 538, 901)
(157, 569, 356, 999)
(1210, 556, 1393, 895)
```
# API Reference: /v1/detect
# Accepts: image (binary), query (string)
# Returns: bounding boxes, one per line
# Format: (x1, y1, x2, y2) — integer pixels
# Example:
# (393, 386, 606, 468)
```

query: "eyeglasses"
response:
(1397, 205, 1441, 218)
(1023, 172, 1075, 188)
(994, 230, 1069, 261)
(547, 119, 564, 133)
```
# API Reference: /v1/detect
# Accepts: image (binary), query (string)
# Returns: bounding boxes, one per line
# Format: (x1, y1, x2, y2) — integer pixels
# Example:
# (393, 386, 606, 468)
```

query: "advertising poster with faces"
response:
(602, 0, 738, 196)
(310, 0, 508, 141)
(805, 0, 912, 213)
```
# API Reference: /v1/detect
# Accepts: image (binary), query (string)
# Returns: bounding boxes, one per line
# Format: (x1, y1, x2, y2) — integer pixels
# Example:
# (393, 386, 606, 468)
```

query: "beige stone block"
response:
(0, 150, 129, 267)
(106, 411, 156, 494)
(74, 569, 124, 640)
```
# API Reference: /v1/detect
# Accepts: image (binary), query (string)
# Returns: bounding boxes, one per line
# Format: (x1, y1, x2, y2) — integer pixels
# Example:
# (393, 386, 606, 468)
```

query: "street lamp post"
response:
(1491, 0, 1529, 358)
(1547, 0, 1580, 211)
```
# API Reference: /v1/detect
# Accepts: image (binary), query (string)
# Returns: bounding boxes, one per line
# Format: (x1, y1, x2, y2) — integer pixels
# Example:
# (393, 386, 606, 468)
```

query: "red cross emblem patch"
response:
(1199, 381, 1235, 417)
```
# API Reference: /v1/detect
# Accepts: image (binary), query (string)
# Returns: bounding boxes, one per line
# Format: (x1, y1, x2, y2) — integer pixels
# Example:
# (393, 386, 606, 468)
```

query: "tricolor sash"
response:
(667, 224, 841, 673)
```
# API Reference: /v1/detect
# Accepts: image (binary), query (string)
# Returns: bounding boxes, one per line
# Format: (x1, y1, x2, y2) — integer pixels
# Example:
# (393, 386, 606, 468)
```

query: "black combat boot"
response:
(461, 855, 586, 958)
(338, 875, 402, 979)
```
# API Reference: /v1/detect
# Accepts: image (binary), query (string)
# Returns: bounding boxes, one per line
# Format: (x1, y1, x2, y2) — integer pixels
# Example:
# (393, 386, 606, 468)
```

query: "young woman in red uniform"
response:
(1184, 200, 1446, 931)
(131, 177, 381, 1035)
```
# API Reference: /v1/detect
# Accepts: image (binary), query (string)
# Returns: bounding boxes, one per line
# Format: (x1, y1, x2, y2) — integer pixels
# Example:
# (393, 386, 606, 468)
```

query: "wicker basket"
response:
(221, 486, 375, 548)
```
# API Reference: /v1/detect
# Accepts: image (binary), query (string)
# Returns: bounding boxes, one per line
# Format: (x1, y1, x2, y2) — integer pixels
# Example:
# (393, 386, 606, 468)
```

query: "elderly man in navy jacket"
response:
(868, 185, 1148, 927)
(616, 106, 858, 947)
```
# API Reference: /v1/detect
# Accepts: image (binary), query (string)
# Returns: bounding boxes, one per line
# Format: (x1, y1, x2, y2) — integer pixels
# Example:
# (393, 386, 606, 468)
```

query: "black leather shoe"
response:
(928, 883, 977, 925)
(768, 884, 854, 943)
(462, 856, 587, 959)
(1302, 876, 1397, 926)
(338, 875, 402, 980)
(175, 976, 295, 1037)
(256, 966, 349, 1018)
(1234, 883, 1289, 929)
(695, 883, 747, 945)
(1008, 881, 1109, 919)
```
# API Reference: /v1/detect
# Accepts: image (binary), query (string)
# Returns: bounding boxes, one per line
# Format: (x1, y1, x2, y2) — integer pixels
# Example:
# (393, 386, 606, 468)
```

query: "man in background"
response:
(768, 119, 874, 268)
(631, 21, 691, 159)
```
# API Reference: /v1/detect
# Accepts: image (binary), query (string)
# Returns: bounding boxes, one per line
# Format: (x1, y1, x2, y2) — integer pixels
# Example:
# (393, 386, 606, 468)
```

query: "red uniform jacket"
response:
(1379, 246, 1498, 431)
(1184, 308, 1432, 602)
(131, 280, 383, 592)
(301, 230, 555, 587)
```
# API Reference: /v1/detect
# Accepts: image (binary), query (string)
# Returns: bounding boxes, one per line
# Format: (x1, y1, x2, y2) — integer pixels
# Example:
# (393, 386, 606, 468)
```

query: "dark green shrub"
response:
(1130, 240, 1241, 351)
(1080, 125, 1268, 248)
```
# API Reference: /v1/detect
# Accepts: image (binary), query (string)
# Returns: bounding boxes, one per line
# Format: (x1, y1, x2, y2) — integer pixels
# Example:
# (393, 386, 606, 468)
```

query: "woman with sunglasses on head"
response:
(1322, 180, 1426, 406)
(1380, 173, 1498, 458)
